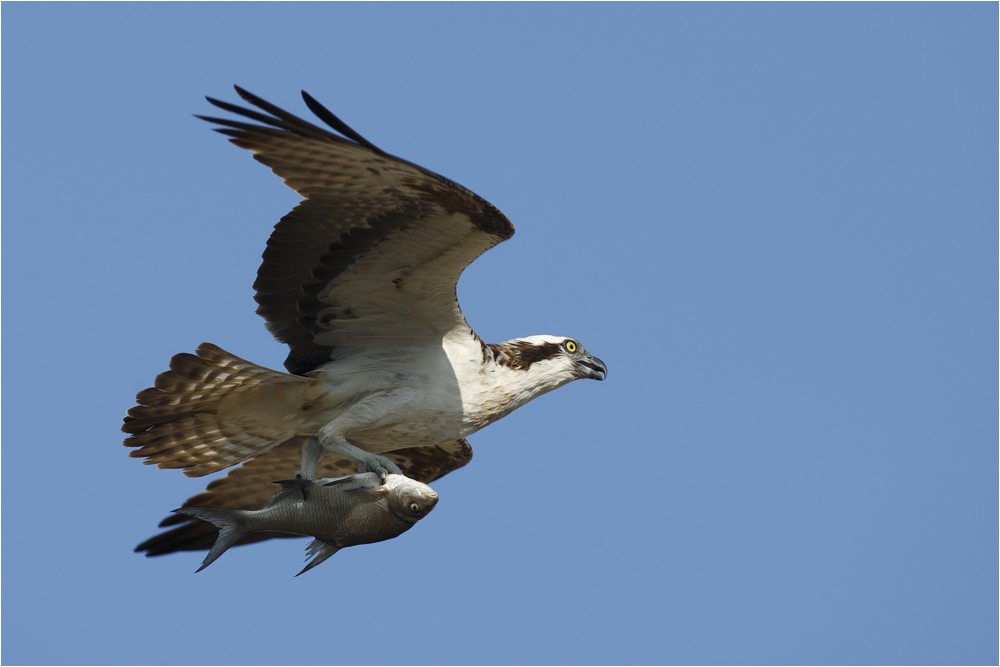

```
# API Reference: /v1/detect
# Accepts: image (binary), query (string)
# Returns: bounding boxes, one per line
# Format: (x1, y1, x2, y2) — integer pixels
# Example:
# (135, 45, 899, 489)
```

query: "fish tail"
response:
(172, 507, 247, 572)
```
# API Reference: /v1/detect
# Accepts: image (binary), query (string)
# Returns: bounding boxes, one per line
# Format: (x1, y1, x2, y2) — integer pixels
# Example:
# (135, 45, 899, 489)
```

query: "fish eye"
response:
(564, 340, 577, 353)
(409, 502, 421, 513)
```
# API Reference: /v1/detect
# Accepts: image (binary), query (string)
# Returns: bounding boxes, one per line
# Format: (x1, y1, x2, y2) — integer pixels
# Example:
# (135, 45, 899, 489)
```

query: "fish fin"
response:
(271, 478, 311, 503)
(323, 473, 385, 494)
(322, 472, 380, 488)
(295, 539, 341, 577)
(172, 507, 246, 572)
(345, 486, 390, 496)
(320, 475, 354, 487)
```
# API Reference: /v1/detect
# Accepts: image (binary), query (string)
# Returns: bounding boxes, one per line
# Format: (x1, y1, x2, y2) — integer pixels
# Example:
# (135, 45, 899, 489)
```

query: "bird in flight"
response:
(124, 87, 606, 556)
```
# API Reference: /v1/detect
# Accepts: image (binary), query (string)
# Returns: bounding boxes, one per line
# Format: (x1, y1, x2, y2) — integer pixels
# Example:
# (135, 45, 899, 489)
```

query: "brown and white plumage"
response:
(125, 87, 606, 557)
(124, 343, 307, 477)
(206, 88, 513, 375)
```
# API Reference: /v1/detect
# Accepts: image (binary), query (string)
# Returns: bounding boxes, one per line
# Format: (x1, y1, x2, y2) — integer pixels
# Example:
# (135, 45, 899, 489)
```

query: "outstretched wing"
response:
(135, 437, 472, 556)
(201, 87, 515, 374)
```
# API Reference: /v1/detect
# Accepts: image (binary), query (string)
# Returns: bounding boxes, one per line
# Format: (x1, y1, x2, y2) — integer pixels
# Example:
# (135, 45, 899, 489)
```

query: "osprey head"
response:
(489, 335, 607, 384)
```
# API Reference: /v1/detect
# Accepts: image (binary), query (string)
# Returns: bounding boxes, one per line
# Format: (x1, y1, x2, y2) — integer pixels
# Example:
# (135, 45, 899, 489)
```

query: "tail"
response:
(122, 343, 311, 476)
(172, 506, 248, 572)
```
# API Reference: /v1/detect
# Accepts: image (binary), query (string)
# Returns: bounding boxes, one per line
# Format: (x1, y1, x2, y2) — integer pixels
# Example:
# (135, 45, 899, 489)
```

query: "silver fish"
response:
(174, 472, 438, 576)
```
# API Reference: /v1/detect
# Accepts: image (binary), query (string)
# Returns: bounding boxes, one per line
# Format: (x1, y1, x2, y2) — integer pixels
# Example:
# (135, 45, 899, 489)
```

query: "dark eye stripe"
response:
(487, 341, 563, 370)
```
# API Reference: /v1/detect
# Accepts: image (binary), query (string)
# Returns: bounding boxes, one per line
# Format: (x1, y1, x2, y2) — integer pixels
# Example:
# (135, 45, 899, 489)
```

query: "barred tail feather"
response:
(123, 343, 312, 477)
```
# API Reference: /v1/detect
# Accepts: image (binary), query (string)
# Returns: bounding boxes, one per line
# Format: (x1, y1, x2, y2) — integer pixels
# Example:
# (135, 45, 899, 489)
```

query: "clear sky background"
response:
(2, 4, 996, 665)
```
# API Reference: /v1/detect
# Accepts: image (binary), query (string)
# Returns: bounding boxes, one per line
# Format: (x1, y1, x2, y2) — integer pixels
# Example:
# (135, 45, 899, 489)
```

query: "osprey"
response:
(125, 87, 606, 555)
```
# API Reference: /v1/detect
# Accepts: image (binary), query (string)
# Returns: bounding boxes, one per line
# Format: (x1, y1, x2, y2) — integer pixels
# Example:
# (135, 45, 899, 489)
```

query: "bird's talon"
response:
(360, 455, 400, 484)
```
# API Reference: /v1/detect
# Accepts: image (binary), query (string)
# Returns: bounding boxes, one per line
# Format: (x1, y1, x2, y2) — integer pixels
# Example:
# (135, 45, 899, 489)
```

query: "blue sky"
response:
(2, 3, 996, 665)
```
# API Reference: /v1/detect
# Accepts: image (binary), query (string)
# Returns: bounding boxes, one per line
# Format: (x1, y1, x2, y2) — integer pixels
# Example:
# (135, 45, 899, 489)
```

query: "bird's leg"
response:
(305, 389, 412, 482)
(298, 437, 323, 480)
(316, 436, 402, 482)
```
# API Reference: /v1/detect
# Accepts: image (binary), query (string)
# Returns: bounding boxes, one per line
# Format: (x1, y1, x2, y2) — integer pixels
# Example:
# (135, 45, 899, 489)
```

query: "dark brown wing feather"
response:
(135, 437, 473, 556)
(203, 87, 514, 374)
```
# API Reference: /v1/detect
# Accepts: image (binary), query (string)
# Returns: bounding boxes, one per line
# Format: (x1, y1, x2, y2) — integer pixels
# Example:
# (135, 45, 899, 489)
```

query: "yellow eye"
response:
(564, 340, 577, 353)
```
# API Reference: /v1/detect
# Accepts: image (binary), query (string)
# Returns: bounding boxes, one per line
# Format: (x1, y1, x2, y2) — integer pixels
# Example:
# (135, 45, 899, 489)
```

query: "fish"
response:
(173, 472, 439, 576)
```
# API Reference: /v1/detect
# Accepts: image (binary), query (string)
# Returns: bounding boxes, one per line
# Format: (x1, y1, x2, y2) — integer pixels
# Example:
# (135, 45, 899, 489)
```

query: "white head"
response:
(487, 334, 607, 395)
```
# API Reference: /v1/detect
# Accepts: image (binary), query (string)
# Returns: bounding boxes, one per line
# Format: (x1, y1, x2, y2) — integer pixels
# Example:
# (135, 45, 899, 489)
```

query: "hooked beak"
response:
(575, 355, 607, 381)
